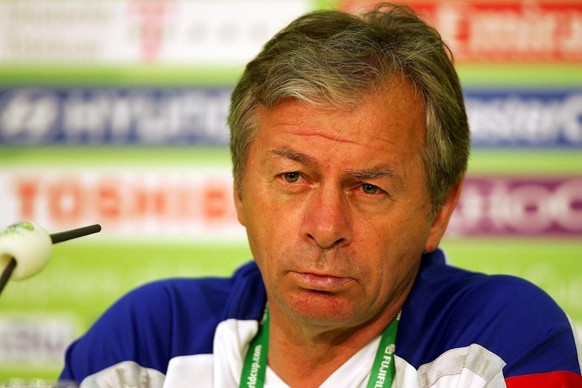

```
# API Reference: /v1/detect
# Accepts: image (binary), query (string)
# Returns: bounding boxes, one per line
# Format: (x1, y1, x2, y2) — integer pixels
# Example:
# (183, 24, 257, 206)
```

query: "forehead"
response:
(254, 77, 426, 153)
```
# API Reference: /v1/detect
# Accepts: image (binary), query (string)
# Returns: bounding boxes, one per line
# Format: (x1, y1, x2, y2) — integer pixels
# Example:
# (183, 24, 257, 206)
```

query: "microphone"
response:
(0, 222, 101, 296)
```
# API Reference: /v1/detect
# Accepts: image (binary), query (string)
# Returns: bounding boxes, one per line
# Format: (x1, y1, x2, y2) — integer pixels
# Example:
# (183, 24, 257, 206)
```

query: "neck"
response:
(267, 302, 402, 387)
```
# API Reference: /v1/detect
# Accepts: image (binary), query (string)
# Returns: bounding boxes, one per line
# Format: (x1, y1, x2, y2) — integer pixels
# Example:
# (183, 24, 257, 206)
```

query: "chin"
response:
(281, 292, 362, 327)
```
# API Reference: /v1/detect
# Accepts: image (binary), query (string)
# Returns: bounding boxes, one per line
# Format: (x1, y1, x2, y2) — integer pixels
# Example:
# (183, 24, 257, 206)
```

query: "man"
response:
(60, 3, 582, 387)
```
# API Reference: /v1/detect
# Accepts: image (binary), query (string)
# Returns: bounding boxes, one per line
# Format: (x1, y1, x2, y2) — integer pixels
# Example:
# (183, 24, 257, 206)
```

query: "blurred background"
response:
(0, 0, 580, 382)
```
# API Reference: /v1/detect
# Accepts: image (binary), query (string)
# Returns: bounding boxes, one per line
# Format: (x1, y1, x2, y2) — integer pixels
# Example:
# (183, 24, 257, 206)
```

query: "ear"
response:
(233, 184, 246, 227)
(423, 180, 463, 253)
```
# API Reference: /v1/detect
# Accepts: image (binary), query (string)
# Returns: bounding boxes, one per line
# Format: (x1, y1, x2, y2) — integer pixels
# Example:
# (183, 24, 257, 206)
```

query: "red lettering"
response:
(48, 179, 83, 225)
(8, 171, 243, 237)
(132, 185, 169, 219)
(97, 182, 123, 223)
(203, 184, 229, 222)
(15, 180, 38, 219)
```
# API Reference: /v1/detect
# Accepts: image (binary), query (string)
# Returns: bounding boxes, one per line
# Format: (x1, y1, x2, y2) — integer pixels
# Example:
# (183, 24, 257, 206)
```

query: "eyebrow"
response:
(268, 148, 404, 188)
(347, 167, 399, 181)
(268, 149, 318, 168)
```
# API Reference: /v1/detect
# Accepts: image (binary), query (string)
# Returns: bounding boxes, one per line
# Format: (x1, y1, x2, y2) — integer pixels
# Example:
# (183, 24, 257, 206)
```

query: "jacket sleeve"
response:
(59, 280, 178, 384)
(456, 275, 582, 385)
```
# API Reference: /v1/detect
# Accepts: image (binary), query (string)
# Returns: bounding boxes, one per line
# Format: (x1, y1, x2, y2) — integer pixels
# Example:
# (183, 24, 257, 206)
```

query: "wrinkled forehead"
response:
(252, 79, 427, 156)
(254, 74, 426, 134)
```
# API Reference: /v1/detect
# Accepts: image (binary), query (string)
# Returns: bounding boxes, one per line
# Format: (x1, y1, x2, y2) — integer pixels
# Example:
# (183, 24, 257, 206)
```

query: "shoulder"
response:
(399, 250, 581, 378)
(61, 260, 266, 382)
(100, 259, 264, 325)
(97, 262, 255, 322)
(116, 260, 266, 322)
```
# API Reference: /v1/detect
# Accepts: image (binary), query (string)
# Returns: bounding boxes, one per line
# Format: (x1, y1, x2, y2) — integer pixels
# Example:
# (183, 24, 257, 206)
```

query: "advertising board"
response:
(0, 0, 580, 383)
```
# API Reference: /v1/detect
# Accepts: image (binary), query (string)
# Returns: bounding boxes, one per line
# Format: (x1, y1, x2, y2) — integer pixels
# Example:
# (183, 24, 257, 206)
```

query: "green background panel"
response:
(0, 63, 580, 87)
(0, 146, 233, 167)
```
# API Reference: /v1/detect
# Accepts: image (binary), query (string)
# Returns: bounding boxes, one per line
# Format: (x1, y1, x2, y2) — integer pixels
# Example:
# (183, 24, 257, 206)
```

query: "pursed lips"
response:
(288, 271, 355, 292)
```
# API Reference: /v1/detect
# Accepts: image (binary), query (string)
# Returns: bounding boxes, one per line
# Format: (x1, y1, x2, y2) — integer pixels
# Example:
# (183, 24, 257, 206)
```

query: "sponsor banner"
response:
(449, 176, 582, 237)
(0, 0, 310, 65)
(339, 1, 582, 63)
(0, 167, 246, 241)
(465, 88, 582, 147)
(0, 314, 78, 369)
(0, 87, 232, 145)
(1, 86, 581, 147)
(1, 167, 580, 238)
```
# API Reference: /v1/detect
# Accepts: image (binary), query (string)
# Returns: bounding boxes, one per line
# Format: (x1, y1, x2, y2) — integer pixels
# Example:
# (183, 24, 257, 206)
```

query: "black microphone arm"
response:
(0, 222, 101, 297)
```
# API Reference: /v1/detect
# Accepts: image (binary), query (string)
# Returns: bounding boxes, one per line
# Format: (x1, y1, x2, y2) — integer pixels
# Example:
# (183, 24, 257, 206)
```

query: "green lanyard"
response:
(240, 308, 271, 388)
(239, 308, 400, 388)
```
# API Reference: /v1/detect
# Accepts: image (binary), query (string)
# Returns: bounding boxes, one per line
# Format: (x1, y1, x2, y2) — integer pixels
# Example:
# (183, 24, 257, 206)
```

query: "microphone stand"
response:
(0, 224, 101, 297)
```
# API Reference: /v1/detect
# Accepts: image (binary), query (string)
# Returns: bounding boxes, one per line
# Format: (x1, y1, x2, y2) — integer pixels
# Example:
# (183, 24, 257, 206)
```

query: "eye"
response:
(282, 172, 301, 183)
(361, 183, 382, 195)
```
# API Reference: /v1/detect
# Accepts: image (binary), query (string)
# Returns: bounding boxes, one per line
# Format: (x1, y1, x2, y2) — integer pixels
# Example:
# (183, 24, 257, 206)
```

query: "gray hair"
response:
(228, 3, 470, 216)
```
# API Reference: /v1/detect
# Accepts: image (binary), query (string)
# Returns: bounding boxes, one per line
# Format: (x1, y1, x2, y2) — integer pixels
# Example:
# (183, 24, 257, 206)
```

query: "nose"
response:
(302, 184, 352, 249)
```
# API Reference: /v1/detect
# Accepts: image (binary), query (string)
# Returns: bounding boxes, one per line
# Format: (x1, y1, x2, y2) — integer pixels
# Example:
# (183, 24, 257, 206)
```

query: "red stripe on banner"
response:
(506, 370, 582, 388)
(338, 1, 582, 63)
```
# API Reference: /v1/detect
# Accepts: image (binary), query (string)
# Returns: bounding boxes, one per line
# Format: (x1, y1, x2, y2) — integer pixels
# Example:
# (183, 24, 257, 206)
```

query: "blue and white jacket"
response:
(60, 249, 582, 387)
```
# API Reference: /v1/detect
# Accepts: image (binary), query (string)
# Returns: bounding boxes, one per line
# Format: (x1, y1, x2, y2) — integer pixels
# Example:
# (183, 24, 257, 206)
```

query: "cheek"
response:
(242, 198, 290, 265)
(246, 187, 305, 240)
(357, 211, 426, 272)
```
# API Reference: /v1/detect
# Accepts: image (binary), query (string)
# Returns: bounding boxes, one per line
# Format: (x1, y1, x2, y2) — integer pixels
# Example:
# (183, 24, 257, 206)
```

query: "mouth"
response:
(290, 271, 354, 292)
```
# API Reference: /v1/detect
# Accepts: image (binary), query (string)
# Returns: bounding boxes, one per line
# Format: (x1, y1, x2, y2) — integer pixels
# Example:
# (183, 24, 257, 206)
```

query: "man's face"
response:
(235, 79, 459, 330)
